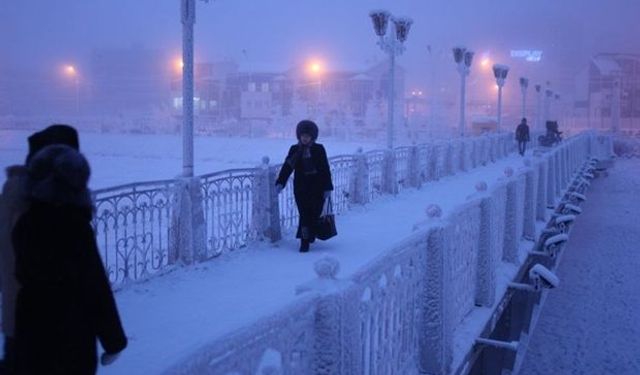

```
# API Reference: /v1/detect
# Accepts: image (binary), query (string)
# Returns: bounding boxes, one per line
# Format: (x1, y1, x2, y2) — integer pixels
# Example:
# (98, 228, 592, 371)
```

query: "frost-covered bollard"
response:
(504, 166, 514, 178)
(413, 204, 443, 231)
(295, 256, 346, 295)
(314, 256, 340, 280)
(475, 181, 488, 192)
(426, 204, 443, 218)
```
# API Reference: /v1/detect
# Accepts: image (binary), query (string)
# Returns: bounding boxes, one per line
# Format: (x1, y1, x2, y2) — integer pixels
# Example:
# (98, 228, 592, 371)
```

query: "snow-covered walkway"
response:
(99, 152, 530, 375)
(519, 158, 640, 375)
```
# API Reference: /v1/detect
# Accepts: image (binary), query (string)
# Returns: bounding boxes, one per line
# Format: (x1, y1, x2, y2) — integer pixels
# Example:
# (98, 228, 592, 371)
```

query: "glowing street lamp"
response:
(492, 64, 509, 131)
(519, 77, 529, 119)
(453, 46, 475, 137)
(369, 10, 413, 149)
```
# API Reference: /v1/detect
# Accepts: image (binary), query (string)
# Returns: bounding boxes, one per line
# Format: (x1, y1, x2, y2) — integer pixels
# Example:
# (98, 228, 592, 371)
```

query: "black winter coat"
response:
(11, 202, 127, 375)
(276, 143, 333, 239)
(516, 123, 530, 142)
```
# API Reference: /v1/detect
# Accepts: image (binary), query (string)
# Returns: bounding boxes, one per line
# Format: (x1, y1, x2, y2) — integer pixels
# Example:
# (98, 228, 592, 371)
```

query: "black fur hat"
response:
(295, 120, 319, 141)
(27, 124, 80, 163)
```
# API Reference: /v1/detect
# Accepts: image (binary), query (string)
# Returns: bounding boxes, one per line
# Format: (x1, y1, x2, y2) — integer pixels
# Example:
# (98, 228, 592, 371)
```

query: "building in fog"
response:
(575, 53, 640, 130)
(169, 59, 405, 137)
(90, 46, 172, 115)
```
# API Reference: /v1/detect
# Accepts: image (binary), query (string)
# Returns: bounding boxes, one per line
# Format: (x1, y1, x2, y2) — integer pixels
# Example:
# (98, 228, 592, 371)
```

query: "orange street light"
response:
(307, 60, 323, 76)
(64, 65, 77, 76)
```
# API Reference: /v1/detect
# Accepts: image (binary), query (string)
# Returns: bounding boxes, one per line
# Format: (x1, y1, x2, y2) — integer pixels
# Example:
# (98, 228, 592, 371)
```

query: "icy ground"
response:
(519, 158, 640, 375)
(0, 129, 377, 188)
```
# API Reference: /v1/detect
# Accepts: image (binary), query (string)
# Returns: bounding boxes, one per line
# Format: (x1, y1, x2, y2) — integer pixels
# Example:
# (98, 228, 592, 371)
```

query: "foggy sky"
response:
(1, 0, 639, 94)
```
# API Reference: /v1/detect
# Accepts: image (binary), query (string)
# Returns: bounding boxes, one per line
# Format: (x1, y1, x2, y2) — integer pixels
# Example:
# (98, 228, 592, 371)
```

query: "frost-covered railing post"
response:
(444, 142, 455, 176)
(460, 139, 470, 171)
(349, 148, 370, 205)
(523, 160, 538, 241)
(419, 206, 452, 375)
(536, 158, 548, 221)
(407, 144, 422, 188)
(295, 257, 353, 375)
(502, 168, 524, 264)
(382, 149, 399, 194)
(546, 153, 556, 208)
(554, 150, 562, 198)
(252, 157, 281, 242)
(471, 181, 504, 308)
(169, 177, 207, 264)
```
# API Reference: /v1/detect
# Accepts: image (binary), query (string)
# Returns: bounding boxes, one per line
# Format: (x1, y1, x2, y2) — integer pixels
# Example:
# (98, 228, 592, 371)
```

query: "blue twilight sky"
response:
(1, 0, 639, 93)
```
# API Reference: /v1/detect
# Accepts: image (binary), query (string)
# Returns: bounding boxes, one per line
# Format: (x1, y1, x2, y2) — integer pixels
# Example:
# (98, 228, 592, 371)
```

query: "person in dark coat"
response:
(515, 118, 530, 156)
(275, 120, 334, 252)
(11, 144, 127, 375)
(0, 124, 81, 373)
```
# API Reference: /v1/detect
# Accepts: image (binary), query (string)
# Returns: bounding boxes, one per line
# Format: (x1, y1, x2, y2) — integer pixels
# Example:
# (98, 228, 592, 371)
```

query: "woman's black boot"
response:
(300, 239, 310, 252)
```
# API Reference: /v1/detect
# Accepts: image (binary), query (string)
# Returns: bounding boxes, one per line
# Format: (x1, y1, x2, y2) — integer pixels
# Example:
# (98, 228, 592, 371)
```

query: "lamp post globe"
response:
(453, 46, 474, 137)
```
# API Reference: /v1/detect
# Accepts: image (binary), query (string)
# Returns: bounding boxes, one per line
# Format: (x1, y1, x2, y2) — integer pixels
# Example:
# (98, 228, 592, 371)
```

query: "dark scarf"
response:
(287, 141, 317, 175)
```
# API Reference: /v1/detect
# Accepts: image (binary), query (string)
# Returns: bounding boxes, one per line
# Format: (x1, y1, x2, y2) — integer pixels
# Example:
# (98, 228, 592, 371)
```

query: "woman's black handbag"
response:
(316, 197, 337, 240)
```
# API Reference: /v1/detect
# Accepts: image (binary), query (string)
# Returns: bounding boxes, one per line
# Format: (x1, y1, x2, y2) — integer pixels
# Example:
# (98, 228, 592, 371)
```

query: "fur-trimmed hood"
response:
(26, 144, 92, 210)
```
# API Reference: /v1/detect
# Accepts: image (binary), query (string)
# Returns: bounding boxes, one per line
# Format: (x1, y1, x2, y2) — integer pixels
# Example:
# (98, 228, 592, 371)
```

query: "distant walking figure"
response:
(275, 120, 334, 252)
(11, 141, 127, 374)
(516, 118, 530, 156)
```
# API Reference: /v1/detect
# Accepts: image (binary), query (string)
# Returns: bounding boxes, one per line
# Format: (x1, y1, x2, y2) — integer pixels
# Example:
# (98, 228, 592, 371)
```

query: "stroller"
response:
(538, 121, 562, 147)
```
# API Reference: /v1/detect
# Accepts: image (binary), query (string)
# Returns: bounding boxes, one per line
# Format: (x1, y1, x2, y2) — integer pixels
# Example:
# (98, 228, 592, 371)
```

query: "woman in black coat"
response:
(11, 144, 127, 375)
(276, 120, 334, 252)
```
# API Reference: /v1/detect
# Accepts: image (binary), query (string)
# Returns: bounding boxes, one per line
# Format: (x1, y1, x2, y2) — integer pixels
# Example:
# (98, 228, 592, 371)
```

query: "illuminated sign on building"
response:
(510, 50, 543, 62)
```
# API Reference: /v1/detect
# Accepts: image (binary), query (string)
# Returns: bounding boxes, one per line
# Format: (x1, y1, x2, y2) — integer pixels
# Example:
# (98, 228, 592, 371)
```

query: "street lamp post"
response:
(452, 47, 474, 137)
(519, 77, 529, 119)
(369, 10, 413, 149)
(492, 64, 509, 131)
(180, 0, 209, 177)
(535, 84, 542, 132)
(544, 88, 553, 123)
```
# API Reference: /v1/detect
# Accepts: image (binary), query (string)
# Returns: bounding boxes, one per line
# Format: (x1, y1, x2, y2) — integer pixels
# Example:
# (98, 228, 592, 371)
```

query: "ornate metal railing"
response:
(92, 179, 177, 285)
(328, 155, 355, 214)
(347, 233, 427, 374)
(395, 146, 411, 188)
(366, 150, 386, 201)
(276, 163, 299, 231)
(200, 168, 255, 258)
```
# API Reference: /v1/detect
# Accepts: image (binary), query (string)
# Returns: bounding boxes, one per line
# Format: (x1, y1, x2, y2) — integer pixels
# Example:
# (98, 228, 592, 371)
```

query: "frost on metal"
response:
(536, 160, 548, 221)
(523, 167, 538, 240)
(162, 295, 318, 375)
(502, 179, 522, 264)
(546, 154, 556, 207)
(446, 203, 481, 328)
(407, 145, 422, 188)
(169, 177, 207, 265)
(421, 224, 452, 375)
(348, 149, 370, 205)
(444, 142, 455, 177)
(382, 149, 399, 194)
